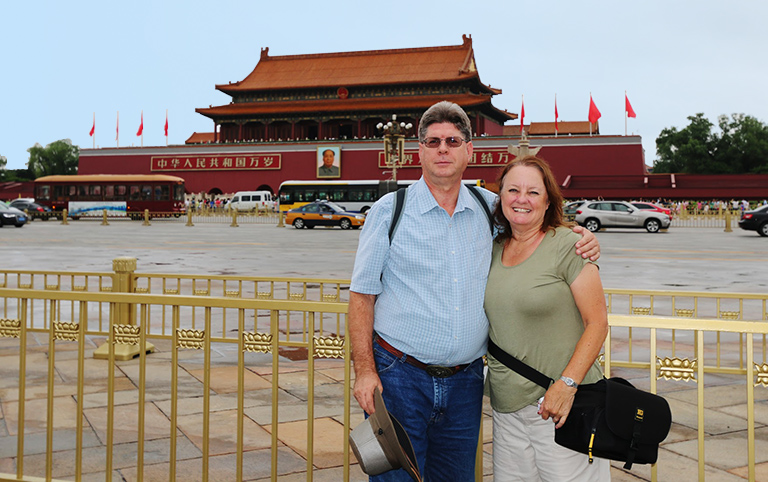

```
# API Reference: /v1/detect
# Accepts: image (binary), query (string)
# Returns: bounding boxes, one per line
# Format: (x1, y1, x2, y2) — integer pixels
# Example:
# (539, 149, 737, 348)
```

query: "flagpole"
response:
(589, 93, 593, 137)
(92, 112, 95, 149)
(116, 111, 120, 147)
(554, 94, 558, 138)
(141, 110, 144, 147)
(625, 90, 628, 136)
(165, 109, 168, 147)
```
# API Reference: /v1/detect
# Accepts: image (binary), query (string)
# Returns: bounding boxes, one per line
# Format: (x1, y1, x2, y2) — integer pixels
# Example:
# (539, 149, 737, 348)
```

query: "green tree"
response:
(0, 155, 6, 181)
(27, 139, 79, 178)
(654, 113, 768, 174)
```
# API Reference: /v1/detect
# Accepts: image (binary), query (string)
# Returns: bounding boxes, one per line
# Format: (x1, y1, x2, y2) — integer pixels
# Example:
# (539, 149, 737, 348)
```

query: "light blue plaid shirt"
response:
(350, 178, 496, 365)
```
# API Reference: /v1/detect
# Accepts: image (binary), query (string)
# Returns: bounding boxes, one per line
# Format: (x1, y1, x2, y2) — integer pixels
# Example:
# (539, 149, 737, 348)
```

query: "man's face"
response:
(323, 151, 335, 167)
(418, 122, 472, 187)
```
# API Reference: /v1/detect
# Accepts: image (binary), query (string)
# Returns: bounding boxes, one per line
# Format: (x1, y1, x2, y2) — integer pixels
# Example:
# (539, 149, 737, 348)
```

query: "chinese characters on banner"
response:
(151, 154, 282, 171)
(377, 148, 513, 168)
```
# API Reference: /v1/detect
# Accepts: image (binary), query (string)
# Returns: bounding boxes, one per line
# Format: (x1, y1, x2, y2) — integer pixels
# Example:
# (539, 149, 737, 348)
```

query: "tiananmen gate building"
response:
(76, 35, 768, 201)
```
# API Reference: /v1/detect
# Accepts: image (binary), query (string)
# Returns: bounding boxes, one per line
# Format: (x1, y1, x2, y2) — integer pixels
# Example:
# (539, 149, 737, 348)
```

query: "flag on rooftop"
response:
(520, 95, 525, 133)
(89, 114, 95, 137)
(136, 111, 143, 136)
(588, 95, 602, 124)
(625, 93, 637, 118)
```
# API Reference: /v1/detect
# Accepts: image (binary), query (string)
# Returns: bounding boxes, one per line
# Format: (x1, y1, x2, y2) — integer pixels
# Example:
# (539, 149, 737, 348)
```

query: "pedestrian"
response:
(349, 101, 600, 481)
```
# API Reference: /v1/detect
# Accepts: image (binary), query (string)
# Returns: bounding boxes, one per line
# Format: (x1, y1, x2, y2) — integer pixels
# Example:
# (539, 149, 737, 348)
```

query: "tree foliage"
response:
(654, 113, 768, 174)
(27, 139, 79, 178)
(0, 155, 6, 181)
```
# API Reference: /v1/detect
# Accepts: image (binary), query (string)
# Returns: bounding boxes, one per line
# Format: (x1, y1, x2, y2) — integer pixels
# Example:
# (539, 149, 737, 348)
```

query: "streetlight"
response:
(377, 114, 413, 182)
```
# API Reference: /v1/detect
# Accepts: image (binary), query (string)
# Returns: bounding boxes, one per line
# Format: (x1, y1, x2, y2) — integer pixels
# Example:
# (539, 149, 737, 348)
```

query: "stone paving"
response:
(1, 222, 767, 480)
(1, 333, 767, 481)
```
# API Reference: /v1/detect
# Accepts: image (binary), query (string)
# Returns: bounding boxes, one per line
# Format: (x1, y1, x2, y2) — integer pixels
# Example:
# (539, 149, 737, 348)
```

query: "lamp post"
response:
(377, 114, 413, 182)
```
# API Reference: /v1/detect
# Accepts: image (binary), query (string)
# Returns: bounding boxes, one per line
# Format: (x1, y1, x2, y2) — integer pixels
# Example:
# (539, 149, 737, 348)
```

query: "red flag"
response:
(625, 94, 636, 118)
(164, 112, 168, 137)
(588, 95, 601, 124)
(136, 111, 143, 136)
(554, 97, 559, 133)
(520, 97, 525, 133)
(89, 116, 95, 137)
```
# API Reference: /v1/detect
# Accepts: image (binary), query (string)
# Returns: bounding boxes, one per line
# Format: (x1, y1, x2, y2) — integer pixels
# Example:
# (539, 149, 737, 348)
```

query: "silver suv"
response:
(574, 200, 670, 233)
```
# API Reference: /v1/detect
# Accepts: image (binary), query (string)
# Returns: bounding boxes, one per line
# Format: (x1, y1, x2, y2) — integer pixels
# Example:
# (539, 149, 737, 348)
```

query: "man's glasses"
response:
(421, 136, 467, 148)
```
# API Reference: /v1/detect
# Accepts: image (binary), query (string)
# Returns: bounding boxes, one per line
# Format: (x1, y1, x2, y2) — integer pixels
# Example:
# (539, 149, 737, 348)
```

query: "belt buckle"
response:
(425, 365, 454, 378)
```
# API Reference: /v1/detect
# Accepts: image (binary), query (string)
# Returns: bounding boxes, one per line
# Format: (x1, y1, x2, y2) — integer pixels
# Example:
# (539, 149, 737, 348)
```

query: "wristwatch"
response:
(559, 376, 578, 388)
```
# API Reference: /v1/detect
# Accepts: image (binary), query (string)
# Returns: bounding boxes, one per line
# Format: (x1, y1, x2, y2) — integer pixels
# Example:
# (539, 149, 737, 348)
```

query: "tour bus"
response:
(34, 174, 186, 219)
(277, 179, 486, 213)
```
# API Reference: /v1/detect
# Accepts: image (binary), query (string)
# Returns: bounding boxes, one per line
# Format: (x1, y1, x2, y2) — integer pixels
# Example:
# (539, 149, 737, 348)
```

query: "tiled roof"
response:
(197, 93, 516, 121)
(186, 132, 216, 144)
(217, 35, 498, 93)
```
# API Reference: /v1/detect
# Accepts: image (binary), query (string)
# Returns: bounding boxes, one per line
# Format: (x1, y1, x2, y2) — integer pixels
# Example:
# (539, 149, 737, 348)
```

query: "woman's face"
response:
(499, 164, 550, 231)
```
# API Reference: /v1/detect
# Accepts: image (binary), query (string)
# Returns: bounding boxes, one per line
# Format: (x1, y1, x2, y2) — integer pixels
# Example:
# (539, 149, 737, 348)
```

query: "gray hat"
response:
(349, 388, 421, 481)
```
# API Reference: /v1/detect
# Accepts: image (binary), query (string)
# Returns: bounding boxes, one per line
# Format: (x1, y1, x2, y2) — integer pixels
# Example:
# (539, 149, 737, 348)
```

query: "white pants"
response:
(492, 405, 611, 482)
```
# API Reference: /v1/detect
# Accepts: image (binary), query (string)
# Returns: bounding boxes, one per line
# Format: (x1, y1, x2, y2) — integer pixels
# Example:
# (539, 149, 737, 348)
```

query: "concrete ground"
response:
(1, 219, 767, 480)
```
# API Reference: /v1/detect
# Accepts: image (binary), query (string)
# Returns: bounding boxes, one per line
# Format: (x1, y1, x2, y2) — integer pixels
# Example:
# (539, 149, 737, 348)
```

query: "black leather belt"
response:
(374, 334, 470, 378)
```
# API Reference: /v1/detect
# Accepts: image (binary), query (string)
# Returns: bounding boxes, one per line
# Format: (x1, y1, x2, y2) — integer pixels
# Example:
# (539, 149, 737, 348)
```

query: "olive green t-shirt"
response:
(484, 226, 604, 413)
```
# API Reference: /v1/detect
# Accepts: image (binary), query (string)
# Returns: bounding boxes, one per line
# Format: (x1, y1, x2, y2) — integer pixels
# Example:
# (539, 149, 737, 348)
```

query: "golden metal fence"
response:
(1, 271, 767, 481)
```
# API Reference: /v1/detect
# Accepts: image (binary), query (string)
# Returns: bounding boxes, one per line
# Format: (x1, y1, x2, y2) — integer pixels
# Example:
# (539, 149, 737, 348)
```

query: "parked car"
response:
(631, 202, 673, 220)
(285, 201, 365, 230)
(574, 200, 670, 233)
(0, 201, 28, 227)
(564, 200, 588, 220)
(227, 191, 275, 212)
(738, 204, 768, 237)
(9, 199, 53, 214)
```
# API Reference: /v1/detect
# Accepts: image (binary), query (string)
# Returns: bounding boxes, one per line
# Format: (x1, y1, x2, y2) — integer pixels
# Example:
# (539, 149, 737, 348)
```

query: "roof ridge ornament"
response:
(260, 47, 269, 60)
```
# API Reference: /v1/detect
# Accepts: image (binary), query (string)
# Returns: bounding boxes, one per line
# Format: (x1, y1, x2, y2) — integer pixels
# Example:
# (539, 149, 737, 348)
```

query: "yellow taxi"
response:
(285, 201, 366, 230)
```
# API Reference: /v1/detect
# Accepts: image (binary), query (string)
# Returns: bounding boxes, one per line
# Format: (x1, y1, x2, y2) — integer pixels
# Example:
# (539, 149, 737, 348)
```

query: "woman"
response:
(484, 156, 610, 481)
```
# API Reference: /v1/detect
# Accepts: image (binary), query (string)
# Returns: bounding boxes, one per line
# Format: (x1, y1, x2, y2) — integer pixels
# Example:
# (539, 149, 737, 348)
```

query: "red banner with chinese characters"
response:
(377, 148, 513, 168)
(151, 154, 281, 171)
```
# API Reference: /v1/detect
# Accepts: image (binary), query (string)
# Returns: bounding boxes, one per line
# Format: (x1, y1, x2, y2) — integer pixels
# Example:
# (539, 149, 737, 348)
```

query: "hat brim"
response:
(373, 389, 422, 482)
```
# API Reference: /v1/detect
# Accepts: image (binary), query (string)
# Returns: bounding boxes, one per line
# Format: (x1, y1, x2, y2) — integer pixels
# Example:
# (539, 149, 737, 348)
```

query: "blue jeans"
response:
(370, 340, 485, 482)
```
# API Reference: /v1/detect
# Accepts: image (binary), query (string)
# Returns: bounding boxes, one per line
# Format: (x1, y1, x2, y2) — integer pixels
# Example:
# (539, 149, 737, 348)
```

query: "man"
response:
(318, 149, 340, 177)
(349, 101, 599, 481)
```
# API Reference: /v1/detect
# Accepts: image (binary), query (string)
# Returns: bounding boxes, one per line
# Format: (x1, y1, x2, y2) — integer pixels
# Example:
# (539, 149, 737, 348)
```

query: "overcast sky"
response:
(2, 0, 766, 170)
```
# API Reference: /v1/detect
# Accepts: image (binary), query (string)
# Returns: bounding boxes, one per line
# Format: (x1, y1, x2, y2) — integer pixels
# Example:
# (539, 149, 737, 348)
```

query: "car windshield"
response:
(323, 202, 345, 212)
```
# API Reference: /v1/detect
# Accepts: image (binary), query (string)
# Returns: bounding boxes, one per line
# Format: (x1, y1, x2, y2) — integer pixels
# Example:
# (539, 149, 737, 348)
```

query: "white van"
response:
(228, 191, 275, 212)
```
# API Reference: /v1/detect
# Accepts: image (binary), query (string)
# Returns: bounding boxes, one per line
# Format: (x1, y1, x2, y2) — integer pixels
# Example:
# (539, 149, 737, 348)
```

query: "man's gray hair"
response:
(418, 101, 472, 142)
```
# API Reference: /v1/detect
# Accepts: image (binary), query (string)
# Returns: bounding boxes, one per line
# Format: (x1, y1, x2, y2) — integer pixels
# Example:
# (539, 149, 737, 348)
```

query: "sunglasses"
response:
(421, 136, 467, 148)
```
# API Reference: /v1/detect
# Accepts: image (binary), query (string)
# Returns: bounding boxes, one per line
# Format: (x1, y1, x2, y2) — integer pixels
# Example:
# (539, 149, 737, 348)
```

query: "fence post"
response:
(724, 210, 733, 233)
(93, 257, 155, 360)
(143, 209, 151, 226)
(186, 208, 194, 227)
(277, 210, 285, 228)
(230, 209, 239, 227)
(101, 209, 109, 226)
(61, 209, 69, 225)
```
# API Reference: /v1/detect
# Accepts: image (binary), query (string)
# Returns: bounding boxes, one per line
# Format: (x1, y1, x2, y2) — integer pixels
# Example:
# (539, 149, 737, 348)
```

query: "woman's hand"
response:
(538, 379, 577, 429)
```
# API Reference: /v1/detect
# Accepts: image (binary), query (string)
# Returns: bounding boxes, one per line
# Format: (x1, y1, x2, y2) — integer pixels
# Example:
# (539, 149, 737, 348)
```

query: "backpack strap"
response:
(388, 184, 493, 244)
(466, 185, 494, 236)
(388, 188, 408, 244)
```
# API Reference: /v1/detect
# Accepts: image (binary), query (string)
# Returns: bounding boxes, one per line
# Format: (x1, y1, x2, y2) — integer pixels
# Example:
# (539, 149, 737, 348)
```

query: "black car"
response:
(0, 201, 28, 227)
(9, 199, 52, 213)
(738, 204, 768, 237)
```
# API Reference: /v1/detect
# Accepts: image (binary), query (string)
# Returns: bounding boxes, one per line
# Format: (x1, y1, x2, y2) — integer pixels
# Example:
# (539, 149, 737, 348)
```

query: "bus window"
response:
(141, 185, 152, 200)
(105, 185, 114, 199)
(156, 185, 170, 201)
(38, 185, 51, 200)
(90, 185, 102, 199)
(174, 184, 185, 201)
(78, 185, 88, 198)
(129, 185, 142, 201)
(114, 185, 127, 200)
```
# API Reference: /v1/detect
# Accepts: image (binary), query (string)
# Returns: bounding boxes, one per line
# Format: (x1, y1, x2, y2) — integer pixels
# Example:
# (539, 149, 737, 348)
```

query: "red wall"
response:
(77, 136, 649, 196)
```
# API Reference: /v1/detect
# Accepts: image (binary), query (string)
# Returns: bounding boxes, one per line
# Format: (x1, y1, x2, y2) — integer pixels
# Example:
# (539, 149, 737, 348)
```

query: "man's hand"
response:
(353, 369, 383, 414)
(572, 225, 600, 261)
